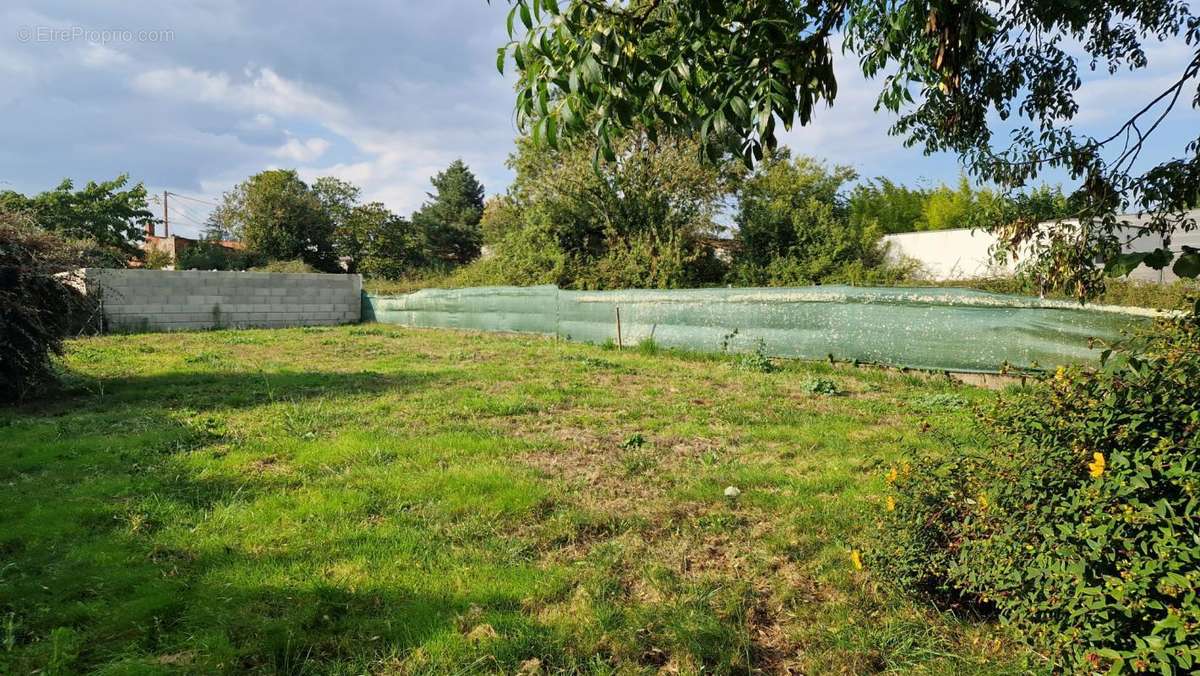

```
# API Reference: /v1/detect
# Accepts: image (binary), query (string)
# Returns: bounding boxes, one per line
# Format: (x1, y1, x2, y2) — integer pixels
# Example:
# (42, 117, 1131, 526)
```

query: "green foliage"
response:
(429, 216, 569, 288)
(347, 202, 427, 280)
(731, 339, 776, 373)
(501, 0, 1200, 295)
(215, 170, 339, 272)
(729, 150, 900, 286)
(480, 195, 524, 247)
(619, 432, 646, 449)
(313, 176, 364, 268)
(847, 177, 1077, 235)
(918, 177, 999, 233)
(411, 160, 485, 266)
(913, 392, 968, 412)
(249, 259, 318, 274)
(0, 212, 97, 402)
(847, 0, 1200, 293)
(0, 174, 153, 256)
(141, 247, 173, 270)
(870, 307, 1200, 672)
(465, 131, 731, 289)
(801, 377, 841, 396)
(499, 0, 838, 165)
(176, 241, 263, 271)
(847, 178, 929, 235)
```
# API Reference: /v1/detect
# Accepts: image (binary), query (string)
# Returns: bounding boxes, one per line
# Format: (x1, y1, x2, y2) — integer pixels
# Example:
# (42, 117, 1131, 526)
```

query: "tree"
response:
(0, 175, 153, 255)
(348, 202, 427, 279)
(493, 130, 733, 288)
(312, 176, 363, 268)
(498, 0, 1200, 297)
(848, 179, 929, 235)
(730, 150, 896, 285)
(480, 195, 525, 247)
(176, 241, 262, 271)
(917, 176, 998, 232)
(411, 160, 486, 266)
(216, 170, 338, 271)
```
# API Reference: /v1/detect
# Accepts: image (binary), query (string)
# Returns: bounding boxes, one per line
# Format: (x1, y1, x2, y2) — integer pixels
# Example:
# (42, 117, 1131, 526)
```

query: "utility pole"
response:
(162, 191, 170, 238)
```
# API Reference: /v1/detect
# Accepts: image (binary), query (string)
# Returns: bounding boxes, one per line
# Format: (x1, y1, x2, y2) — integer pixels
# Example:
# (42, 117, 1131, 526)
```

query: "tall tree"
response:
(848, 179, 929, 235)
(312, 176, 363, 268)
(731, 150, 891, 285)
(216, 170, 338, 271)
(351, 202, 427, 279)
(483, 130, 733, 289)
(0, 175, 153, 255)
(497, 0, 1200, 296)
(411, 160, 486, 266)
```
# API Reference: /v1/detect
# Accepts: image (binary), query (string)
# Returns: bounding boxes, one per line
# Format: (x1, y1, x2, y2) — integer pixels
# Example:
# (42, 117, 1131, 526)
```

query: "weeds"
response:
(732, 339, 777, 373)
(802, 377, 842, 395)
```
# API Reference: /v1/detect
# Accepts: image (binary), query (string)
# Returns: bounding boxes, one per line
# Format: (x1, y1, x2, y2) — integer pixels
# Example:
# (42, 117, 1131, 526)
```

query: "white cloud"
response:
(79, 43, 130, 68)
(131, 66, 345, 121)
(239, 113, 275, 130)
(131, 62, 510, 216)
(272, 136, 331, 162)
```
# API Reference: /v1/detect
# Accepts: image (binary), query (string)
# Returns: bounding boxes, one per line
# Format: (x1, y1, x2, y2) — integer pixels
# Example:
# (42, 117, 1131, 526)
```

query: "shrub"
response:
(869, 303, 1200, 673)
(142, 247, 173, 270)
(177, 240, 263, 271)
(0, 213, 97, 401)
(250, 259, 319, 274)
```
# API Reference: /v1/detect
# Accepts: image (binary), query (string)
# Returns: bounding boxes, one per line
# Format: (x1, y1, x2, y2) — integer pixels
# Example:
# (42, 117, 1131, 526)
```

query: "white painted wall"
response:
(882, 228, 1013, 280)
(883, 211, 1200, 282)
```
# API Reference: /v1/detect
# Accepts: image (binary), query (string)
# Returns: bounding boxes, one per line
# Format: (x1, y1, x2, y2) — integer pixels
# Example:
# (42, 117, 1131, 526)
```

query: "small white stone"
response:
(723, 486, 741, 498)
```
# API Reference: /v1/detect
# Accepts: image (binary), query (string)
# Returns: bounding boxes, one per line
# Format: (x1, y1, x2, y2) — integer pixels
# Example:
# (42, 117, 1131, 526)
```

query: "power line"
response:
(168, 192, 221, 208)
(167, 204, 207, 228)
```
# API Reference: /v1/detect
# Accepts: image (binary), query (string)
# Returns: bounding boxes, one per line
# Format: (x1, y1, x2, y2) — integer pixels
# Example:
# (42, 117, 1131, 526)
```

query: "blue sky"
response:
(1, 1, 1197, 237)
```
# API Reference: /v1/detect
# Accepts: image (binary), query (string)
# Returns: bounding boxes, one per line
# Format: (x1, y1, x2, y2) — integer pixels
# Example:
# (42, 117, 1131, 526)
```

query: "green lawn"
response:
(1, 325, 1034, 674)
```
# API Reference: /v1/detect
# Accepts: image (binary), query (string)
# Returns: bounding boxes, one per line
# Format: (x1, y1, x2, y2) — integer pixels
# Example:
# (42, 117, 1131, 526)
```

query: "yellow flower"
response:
(850, 549, 863, 570)
(886, 496, 896, 512)
(1088, 452, 1106, 479)
(885, 467, 898, 484)
(977, 493, 988, 510)
(1054, 365, 1067, 381)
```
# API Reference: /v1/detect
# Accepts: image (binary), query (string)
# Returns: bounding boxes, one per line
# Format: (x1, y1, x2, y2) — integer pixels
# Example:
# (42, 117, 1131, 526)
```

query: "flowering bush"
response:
(869, 301, 1200, 673)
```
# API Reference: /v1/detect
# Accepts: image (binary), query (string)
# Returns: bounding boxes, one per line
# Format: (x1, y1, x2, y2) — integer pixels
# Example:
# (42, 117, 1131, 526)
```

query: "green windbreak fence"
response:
(362, 285, 1155, 373)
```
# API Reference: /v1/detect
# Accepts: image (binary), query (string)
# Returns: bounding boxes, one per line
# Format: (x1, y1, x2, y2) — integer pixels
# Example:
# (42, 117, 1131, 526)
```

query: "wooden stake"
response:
(615, 306, 623, 350)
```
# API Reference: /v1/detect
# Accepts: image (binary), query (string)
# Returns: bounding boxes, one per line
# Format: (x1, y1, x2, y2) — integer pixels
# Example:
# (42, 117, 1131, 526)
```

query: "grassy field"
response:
(0, 325, 1035, 674)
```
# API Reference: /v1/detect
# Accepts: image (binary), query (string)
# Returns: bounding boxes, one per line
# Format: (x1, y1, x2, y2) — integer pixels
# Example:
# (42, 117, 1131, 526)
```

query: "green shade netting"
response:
(363, 285, 1154, 373)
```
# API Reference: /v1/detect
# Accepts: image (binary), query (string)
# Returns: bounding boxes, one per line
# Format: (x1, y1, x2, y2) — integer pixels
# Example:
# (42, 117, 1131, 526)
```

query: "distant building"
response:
(699, 236, 739, 263)
(133, 235, 245, 268)
(882, 210, 1200, 283)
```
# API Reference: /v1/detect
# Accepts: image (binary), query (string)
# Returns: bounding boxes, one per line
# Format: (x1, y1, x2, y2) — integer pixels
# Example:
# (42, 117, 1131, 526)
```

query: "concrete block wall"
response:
(81, 268, 362, 332)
